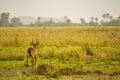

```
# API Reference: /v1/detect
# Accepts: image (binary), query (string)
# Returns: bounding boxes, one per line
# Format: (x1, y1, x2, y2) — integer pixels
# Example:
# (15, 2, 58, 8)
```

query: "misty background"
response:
(0, 0, 120, 26)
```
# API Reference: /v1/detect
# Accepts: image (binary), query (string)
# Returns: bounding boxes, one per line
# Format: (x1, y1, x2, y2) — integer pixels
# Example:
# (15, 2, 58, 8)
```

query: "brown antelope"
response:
(25, 39, 39, 67)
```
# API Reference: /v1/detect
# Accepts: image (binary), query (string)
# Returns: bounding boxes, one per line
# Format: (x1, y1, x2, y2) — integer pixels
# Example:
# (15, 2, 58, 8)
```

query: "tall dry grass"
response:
(0, 27, 120, 62)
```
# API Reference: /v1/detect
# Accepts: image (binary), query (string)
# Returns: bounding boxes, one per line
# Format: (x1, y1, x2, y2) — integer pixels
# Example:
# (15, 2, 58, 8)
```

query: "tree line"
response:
(0, 12, 120, 27)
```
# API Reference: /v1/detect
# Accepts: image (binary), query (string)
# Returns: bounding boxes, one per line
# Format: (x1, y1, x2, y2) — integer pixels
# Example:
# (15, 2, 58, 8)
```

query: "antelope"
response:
(25, 39, 39, 67)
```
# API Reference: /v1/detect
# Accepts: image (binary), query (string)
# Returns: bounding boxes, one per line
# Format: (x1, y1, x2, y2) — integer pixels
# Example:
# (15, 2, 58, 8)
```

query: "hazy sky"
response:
(0, 0, 120, 22)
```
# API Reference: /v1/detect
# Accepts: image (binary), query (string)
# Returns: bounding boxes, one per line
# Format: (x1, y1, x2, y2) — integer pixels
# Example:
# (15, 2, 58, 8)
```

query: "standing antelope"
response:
(25, 39, 39, 67)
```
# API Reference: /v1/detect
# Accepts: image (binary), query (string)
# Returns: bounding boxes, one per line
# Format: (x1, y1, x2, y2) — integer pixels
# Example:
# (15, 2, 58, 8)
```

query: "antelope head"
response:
(30, 39, 39, 48)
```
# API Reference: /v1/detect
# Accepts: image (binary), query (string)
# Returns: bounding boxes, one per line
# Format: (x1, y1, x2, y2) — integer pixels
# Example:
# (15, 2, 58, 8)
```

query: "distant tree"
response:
(47, 18, 55, 26)
(0, 12, 10, 27)
(101, 13, 111, 26)
(102, 14, 106, 20)
(66, 19, 71, 24)
(34, 17, 41, 26)
(108, 16, 120, 26)
(64, 16, 68, 20)
(1, 12, 9, 21)
(95, 17, 98, 23)
(106, 13, 110, 19)
(11, 17, 22, 27)
(36, 17, 41, 23)
(64, 16, 71, 25)
(109, 16, 113, 21)
(29, 22, 34, 27)
(89, 17, 99, 26)
(103, 13, 112, 21)
(89, 17, 95, 26)
(117, 16, 120, 20)
(49, 18, 53, 23)
(80, 18, 86, 26)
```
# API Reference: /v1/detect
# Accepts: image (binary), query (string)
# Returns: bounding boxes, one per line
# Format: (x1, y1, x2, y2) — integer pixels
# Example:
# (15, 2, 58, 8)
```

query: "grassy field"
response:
(0, 26, 120, 80)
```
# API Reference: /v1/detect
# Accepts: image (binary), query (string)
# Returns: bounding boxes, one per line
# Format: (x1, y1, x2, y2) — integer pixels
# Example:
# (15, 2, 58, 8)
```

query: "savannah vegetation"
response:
(0, 12, 120, 27)
(0, 27, 120, 80)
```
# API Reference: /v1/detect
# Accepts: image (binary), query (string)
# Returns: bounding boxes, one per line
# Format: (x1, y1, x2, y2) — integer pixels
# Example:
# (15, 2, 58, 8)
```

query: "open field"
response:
(0, 26, 120, 80)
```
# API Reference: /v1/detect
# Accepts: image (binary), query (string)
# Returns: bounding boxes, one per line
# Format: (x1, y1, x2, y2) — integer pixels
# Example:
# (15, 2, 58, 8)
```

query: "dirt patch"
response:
(33, 64, 120, 76)
(0, 67, 33, 78)
(109, 71, 120, 76)
(0, 64, 120, 79)
(34, 63, 57, 75)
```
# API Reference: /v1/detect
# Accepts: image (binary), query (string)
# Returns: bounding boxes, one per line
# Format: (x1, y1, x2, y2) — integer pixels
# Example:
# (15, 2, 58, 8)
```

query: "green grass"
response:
(0, 26, 120, 80)
(0, 59, 120, 80)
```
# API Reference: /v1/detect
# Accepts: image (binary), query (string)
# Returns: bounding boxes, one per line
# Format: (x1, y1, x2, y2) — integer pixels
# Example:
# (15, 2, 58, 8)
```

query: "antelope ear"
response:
(31, 39, 34, 45)
(36, 39, 39, 45)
